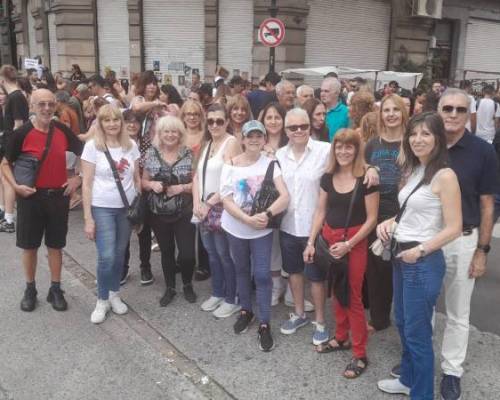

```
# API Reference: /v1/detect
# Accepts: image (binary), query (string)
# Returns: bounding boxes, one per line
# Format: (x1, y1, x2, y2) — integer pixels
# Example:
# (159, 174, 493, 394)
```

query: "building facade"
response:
(4, 0, 500, 85)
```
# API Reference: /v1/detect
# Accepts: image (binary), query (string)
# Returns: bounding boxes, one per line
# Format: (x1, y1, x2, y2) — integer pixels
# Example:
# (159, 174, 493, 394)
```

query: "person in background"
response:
(432, 80, 443, 97)
(302, 98, 329, 142)
(349, 91, 375, 134)
(475, 84, 500, 143)
(198, 83, 215, 113)
(412, 89, 426, 116)
(247, 71, 280, 119)
(462, 80, 477, 133)
(70, 64, 86, 82)
(69, 83, 91, 134)
(160, 84, 184, 109)
(321, 77, 350, 141)
(275, 80, 296, 112)
(296, 85, 314, 107)
(229, 76, 245, 97)
(227, 94, 252, 142)
(220, 120, 289, 352)
(359, 111, 378, 143)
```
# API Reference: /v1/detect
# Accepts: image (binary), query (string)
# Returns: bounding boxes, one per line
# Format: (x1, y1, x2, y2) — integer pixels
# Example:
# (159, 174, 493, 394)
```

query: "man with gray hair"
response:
(276, 80, 296, 111)
(296, 85, 314, 107)
(321, 77, 349, 141)
(69, 83, 90, 133)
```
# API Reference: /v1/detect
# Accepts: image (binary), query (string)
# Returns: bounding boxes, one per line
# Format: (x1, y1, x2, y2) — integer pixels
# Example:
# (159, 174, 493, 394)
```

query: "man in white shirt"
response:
(275, 108, 331, 344)
(475, 85, 500, 143)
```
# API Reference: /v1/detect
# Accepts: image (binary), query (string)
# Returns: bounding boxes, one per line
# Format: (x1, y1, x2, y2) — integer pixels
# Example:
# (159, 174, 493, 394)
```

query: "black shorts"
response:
(16, 190, 70, 249)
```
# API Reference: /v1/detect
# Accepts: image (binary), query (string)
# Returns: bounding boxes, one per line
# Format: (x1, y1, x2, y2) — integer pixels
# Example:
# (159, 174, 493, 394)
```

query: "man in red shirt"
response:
(1, 89, 83, 312)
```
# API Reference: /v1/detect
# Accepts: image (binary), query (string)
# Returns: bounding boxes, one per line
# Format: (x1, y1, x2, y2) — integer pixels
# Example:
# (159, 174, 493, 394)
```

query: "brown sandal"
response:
(343, 357, 368, 379)
(316, 338, 352, 354)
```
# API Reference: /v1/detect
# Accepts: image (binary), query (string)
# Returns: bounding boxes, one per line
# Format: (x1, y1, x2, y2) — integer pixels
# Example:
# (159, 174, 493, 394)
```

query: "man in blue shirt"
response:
(321, 77, 350, 141)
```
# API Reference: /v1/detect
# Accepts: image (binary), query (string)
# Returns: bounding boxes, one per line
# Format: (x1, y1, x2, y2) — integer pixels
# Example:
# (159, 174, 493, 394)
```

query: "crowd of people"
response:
(0, 62, 499, 400)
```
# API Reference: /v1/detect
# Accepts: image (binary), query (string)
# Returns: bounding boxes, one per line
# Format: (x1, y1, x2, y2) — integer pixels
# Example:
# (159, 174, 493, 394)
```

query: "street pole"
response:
(268, 0, 278, 73)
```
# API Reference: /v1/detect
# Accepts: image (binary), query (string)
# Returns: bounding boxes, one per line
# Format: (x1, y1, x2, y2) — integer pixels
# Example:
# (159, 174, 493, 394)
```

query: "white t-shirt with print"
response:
(219, 154, 282, 239)
(81, 139, 140, 208)
(476, 97, 500, 143)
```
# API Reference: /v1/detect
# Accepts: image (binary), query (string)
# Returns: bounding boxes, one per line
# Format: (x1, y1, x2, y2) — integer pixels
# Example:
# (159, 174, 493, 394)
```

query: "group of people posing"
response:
(0, 63, 498, 400)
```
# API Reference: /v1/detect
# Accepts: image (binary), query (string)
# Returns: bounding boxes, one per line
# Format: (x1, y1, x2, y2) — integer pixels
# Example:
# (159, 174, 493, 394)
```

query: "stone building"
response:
(4, 0, 500, 86)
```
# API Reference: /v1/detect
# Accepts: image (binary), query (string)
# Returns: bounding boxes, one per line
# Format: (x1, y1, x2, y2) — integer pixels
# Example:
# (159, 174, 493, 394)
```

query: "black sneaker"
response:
(46, 287, 68, 311)
(159, 287, 176, 307)
(20, 287, 38, 312)
(140, 267, 154, 286)
(440, 374, 461, 400)
(183, 284, 197, 303)
(390, 363, 401, 378)
(0, 220, 15, 233)
(233, 310, 255, 334)
(194, 268, 210, 281)
(258, 324, 275, 352)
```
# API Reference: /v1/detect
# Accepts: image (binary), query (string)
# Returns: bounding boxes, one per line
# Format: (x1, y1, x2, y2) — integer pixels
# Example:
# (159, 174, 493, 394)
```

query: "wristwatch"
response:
(367, 165, 380, 173)
(477, 244, 491, 254)
(266, 209, 273, 219)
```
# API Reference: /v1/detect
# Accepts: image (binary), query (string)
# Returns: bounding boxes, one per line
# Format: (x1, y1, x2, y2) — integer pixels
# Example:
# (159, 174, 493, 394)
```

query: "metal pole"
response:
(268, 0, 278, 73)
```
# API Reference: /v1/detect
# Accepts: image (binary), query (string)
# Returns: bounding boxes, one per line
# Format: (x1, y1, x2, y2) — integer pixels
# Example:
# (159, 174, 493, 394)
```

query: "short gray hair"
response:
(438, 88, 471, 111)
(296, 84, 314, 97)
(76, 83, 89, 93)
(322, 77, 341, 94)
(284, 107, 309, 127)
(55, 90, 70, 104)
(276, 79, 295, 96)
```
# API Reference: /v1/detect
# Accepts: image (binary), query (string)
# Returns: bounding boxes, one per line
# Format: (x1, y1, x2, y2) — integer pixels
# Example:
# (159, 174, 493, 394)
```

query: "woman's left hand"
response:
(166, 184, 184, 197)
(397, 247, 420, 264)
(329, 242, 350, 259)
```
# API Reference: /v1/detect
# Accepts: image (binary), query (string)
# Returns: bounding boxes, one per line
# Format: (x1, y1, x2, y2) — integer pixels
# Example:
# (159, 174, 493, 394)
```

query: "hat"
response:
(242, 120, 266, 137)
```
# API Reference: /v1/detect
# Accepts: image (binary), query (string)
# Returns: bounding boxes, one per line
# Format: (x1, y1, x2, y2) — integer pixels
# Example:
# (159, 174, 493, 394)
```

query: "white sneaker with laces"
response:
(91, 299, 111, 324)
(201, 296, 224, 311)
(109, 291, 128, 315)
(377, 378, 410, 396)
(271, 278, 286, 306)
(213, 301, 241, 318)
(284, 290, 315, 312)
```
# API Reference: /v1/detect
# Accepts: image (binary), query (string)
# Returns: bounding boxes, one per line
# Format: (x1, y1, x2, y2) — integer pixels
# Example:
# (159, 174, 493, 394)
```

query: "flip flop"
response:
(316, 338, 351, 354)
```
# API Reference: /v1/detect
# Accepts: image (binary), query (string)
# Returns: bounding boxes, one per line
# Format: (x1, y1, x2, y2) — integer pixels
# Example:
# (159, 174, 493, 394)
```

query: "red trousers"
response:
(322, 223, 368, 359)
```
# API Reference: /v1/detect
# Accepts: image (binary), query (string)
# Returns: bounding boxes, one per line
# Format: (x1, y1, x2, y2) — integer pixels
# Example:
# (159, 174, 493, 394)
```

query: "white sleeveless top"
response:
(395, 166, 443, 243)
(196, 136, 233, 201)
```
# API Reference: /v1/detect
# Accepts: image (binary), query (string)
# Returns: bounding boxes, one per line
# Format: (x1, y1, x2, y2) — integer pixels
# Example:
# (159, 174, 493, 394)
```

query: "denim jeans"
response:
(200, 227, 237, 304)
(226, 232, 273, 324)
(393, 250, 445, 400)
(92, 207, 132, 300)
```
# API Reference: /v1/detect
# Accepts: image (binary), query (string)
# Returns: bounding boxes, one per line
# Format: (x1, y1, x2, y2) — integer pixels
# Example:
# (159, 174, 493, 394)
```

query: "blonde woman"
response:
(227, 94, 252, 142)
(142, 116, 196, 307)
(81, 105, 141, 324)
(179, 99, 205, 158)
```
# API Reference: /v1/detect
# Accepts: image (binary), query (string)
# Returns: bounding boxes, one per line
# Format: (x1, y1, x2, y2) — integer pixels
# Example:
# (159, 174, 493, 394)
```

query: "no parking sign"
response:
(258, 18, 286, 48)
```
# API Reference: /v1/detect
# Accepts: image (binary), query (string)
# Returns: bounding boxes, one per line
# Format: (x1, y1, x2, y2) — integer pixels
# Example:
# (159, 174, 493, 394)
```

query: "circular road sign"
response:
(259, 18, 286, 48)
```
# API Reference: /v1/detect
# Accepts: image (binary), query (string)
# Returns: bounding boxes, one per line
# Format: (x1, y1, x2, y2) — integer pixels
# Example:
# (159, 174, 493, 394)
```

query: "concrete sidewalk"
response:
(1, 210, 499, 400)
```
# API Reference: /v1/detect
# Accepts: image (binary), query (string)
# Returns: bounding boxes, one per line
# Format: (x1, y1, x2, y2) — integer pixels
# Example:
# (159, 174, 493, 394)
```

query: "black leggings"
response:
(149, 213, 195, 289)
(123, 222, 152, 274)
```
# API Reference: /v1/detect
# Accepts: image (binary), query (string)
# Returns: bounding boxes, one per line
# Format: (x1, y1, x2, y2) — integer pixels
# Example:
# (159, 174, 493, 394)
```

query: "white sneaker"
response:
(201, 296, 224, 312)
(271, 278, 286, 306)
(91, 299, 111, 324)
(377, 378, 410, 396)
(151, 242, 160, 252)
(284, 292, 315, 312)
(213, 301, 241, 319)
(109, 291, 128, 315)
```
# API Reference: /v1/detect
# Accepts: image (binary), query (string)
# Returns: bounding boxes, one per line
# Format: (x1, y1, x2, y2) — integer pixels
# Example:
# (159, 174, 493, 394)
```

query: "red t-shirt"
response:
(21, 126, 69, 188)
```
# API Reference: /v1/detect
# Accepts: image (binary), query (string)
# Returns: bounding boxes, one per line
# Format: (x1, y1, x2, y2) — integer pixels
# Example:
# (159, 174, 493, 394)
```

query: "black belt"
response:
(462, 225, 477, 236)
(37, 188, 65, 196)
(396, 241, 421, 251)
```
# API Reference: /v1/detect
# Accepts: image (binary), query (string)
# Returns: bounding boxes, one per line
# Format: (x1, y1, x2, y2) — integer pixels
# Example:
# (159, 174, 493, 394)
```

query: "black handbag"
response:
(250, 160, 284, 229)
(313, 178, 360, 307)
(13, 122, 55, 189)
(103, 146, 144, 227)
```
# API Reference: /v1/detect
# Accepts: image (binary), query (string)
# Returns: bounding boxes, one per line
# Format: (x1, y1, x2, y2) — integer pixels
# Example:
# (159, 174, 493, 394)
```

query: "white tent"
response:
(281, 66, 423, 90)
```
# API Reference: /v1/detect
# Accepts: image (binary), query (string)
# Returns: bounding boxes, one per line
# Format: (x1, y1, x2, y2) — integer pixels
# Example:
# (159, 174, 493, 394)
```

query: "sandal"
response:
(343, 357, 368, 379)
(316, 338, 351, 354)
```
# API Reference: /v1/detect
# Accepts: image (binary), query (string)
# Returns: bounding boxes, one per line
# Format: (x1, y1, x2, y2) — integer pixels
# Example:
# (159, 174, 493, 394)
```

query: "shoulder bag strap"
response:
(34, 121, 55, 180)
(103, 145, 130, 208)
(264, 159, 279, 182)
(342, 178, 361, 241)
(201, 141, 212, 202)
(394, 179, 425, 224)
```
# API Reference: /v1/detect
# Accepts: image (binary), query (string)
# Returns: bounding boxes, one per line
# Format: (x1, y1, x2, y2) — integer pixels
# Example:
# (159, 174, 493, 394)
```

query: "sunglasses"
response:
(36, 101, 57, 109)
(441, 105, 468, 114)
(207, 118, 225, 127)
(286, 124, 310, 132)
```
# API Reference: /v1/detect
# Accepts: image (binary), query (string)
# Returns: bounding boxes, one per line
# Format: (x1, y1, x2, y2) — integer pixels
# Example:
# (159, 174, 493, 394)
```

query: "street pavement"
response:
(0, 210, 499, 400)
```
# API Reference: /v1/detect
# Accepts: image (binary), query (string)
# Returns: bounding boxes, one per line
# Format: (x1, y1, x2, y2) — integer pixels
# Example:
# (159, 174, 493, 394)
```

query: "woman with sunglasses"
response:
(220, 120, 289, 352)
(364, 94, 409, 333)
(376, 113, 461, 399)
(301, 98, 329, 142)
(304, 129, 379, 378)
(227, 94, 252, 142)
(193, 103, 241, 318)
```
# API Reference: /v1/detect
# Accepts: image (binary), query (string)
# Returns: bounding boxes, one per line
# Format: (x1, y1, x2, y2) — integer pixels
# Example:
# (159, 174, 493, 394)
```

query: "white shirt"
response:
(219, 154, 281, 239)
(276, 138, 330, 237)
(476, 97, 500, 143)
(465, 94, 476, 132)
(81, 139, 140, 208)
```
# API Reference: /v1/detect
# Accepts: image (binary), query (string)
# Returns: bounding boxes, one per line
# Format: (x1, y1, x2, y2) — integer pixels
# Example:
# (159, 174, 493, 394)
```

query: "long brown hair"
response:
(326, 129, 365, 177)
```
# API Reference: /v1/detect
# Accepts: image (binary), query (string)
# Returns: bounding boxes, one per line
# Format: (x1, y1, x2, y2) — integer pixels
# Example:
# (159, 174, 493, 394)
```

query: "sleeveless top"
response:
(395, 166, 444, 243)
(196, 135, 233, 201)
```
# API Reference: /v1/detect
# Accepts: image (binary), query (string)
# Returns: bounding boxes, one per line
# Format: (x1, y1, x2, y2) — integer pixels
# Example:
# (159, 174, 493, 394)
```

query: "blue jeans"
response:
(92, 207, 132, 300)
(200, 227, 237, 304)
(393, 250, 445, 400)
(226, 232, 273, 324)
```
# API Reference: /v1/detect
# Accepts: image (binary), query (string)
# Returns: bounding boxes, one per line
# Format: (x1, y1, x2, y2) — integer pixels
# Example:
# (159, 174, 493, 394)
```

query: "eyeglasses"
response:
(35, 101, 56, 109)
(441, 105, 468, 114)
(286, 124, 310, 132)
(207, 118, 225, 127)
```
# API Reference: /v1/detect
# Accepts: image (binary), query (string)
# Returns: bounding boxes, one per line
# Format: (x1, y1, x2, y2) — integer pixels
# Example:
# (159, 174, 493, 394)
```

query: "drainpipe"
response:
(140, 0, 145, 71)
(215, 0, 219, 66)
(386, 0, 398, 70)
(92, 0, 99, 74)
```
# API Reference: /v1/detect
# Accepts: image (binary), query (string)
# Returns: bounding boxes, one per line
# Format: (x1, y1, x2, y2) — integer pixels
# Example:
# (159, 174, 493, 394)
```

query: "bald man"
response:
(1, 89, 83, 312)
